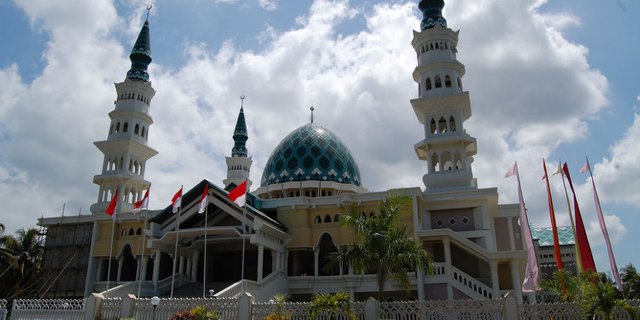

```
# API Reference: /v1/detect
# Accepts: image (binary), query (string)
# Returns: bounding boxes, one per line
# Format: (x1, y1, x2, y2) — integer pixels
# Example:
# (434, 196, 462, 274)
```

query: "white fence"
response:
(4, 295, 639, 320)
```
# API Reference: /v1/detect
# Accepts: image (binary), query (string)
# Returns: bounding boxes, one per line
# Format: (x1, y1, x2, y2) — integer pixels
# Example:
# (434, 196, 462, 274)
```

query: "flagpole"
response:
(585, 157, 623, 291)
(203, 203, 208, 298)
(543, 159, 563, 271)
(105, 188, 118, 297)
(137, 212, 148, 297)
(511, 163, 540, 293)
(170, 185, 183, 298)
(557, 161, 582, 273)
(240, 180, 248, 294)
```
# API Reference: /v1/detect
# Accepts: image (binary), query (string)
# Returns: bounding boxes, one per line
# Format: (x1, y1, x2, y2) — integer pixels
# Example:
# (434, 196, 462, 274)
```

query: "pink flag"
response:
(133, 188, 150, 213)
(228, 180, 247, 207)
(579, 162, 589, 174)
(105, 188, 119, 216)
(504, 162, 540, 292)
(582, 159, 623, 291)
(198, 184, 209, 214)
(171, 187, 183, 213)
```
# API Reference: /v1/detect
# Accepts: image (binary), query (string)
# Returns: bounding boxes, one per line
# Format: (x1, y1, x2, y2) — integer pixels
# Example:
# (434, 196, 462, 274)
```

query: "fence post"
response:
(120, 294, 136, 319)
(502, 292, 518, 319)
(238, 292, 254, 320)
(86, 293, 104, 320)
(365, 297, 377, 320)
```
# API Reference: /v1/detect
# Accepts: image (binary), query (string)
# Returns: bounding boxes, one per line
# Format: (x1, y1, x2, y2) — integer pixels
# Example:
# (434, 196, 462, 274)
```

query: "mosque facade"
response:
(39, 0, 535, 302)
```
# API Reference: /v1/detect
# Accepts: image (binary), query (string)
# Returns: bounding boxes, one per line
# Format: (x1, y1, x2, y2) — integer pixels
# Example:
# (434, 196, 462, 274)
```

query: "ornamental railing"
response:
(132, 296, 239, 320)
(11, 298, 85, 320)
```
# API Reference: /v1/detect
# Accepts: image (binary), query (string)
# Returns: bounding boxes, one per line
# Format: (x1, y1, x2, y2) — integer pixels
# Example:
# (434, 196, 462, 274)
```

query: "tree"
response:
(0, 227, 43, 299)
(621, 264, 640, 300)
(330, 197, 433, 300)
(308, 292, 355, 320)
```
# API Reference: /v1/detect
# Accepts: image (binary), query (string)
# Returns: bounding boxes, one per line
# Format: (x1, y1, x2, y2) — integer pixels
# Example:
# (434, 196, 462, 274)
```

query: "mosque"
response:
(38, 0, 545, 303)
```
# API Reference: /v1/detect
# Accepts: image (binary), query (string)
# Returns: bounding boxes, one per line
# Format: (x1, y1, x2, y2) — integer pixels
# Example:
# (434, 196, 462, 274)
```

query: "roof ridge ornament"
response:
(310, 105, 315, 123)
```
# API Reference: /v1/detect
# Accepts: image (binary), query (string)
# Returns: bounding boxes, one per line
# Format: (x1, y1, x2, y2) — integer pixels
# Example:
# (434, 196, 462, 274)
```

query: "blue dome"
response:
(261, 123, 362, 187)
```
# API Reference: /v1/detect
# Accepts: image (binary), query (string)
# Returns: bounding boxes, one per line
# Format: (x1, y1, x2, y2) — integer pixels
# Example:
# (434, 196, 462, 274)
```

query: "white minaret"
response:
(223, 96, 253, 189)
(411, 0, 477, 191)
(90, 18, 158, 214)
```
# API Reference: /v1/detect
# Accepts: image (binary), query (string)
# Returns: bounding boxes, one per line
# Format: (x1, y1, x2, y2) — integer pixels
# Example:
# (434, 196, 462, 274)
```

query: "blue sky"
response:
(0, 0, 639, 279)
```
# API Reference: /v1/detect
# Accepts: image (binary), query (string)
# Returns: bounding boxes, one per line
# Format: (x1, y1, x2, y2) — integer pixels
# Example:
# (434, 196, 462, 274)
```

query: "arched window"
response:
(449, 116, 456, 132)
(128, 228, 134, 236)
(314, 216, 321, 224)
(426, 78, 432, 90)
(435, 76, 442, 88)
(136, 228, 142, 235)
(318, 233, 339, 276)
(430, 118, 437, 134)
(438, 117, 447, 133)
(445, 75, 452, 88)
(430, 43, 434, 50)
(334, 214, 340, 222)
(115, 122, 120, 133)
(324, 215, 332, 223)
(123, 122, 128, 133)
(134, 124, 139, 134)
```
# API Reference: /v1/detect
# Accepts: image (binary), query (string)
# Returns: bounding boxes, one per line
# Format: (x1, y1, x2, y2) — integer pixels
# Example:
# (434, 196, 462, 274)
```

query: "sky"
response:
(0, 0, 638, 276)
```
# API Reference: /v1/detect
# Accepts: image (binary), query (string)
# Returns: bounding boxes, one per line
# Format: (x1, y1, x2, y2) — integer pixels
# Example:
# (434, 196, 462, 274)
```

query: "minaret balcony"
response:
(423, 170, 476, 191)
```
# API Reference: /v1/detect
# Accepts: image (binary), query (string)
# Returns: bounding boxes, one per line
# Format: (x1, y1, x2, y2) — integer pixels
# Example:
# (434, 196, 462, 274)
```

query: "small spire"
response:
(126, 9, 153, 82)
(419, 0, 447, 31)
(310, 105, 315, 123)
(232, 95, 248, 157)
(145, 4, 152, 21)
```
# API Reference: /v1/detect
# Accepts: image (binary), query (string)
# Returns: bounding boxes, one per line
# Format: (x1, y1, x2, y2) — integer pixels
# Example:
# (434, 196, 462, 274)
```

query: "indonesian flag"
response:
(171, 187, 183, 213)
(198, 184, 209, 214)
(133, 188, 150, 213)
(105, 188, 119, 216)
(227, 180, 247, 207)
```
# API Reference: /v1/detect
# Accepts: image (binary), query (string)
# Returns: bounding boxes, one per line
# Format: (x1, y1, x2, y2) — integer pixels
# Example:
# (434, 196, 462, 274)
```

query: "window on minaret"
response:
(435, 76, 442, 88)
(123, 122, 128, 133)
(457, 78, 463, 91)
(430, 118, 437, 134)
(445, 76, 452, 88)
(426, 78, 432, 90)
(115, 122, 120, 133)
(438, 117, 447, 133)
(134, 124, 139, 134)
(449, 116, 456, 132)
(141, 127, 146, 137)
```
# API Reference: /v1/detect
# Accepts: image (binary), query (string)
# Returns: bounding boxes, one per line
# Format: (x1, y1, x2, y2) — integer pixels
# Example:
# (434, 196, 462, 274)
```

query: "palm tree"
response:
(0, 227, 43, 298)
(582, 278, 637, 320)
(308, 292, 355, 320)
(621, 264, 640, 300)
(330, 197, 433, 300)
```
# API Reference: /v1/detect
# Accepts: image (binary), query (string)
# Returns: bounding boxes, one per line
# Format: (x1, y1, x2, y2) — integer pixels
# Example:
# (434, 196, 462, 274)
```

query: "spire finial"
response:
(310, 105, 315, 123)
(232, 96, 248, 157)
(240, 95, 245, 109)
(145, 4, 152, 21)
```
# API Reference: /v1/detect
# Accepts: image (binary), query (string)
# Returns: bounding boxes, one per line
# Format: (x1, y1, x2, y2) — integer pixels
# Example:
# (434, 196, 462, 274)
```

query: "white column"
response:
(186, 257, 192, 278)
(141, 256, 149, 281)
(191, 251, 200, 282)
(417, 266, 425, 301)
(314, 247, 319, 277)
(152, 250, 161, 286)
(257, 245, 264, 281)
(136, 258, 142, 280)
(179, 256, 185, 274)
(117, 256, 124, 282)
(85, 221, 100, 296)
(443, 238, 453, 300)
(510, 259, 523, 304)
(490, 260, 500, 298)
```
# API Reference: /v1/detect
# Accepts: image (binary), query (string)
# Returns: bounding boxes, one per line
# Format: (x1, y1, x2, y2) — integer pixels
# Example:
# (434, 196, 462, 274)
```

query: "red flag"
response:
(133, 188, 150, 213)
(543, 159, 563, 270)
(105, 188, 119, 216)
(171, 187, 183, 213)
(562, 162, 596, 272)
(227, 180, 247, 207)
(198, 184, 209, 214)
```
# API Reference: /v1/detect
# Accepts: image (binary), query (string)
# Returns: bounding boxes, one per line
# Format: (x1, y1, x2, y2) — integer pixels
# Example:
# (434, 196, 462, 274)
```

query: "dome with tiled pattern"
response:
(260, 123, 361, 187)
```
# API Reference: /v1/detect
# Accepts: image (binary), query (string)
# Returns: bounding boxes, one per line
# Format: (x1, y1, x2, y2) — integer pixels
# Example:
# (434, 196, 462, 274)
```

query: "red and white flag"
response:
(105, 188, 119, 216)
(133, 188, 150, 213)
(579, 162, 589, 174)
(227, 180, 247, 207)
(171, 187, 183, 213)
(198, 184, 209, 214)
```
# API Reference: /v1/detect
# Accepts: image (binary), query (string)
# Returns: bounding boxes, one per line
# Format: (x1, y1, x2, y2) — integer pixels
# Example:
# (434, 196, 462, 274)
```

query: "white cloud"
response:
(258, 0, 277, 11)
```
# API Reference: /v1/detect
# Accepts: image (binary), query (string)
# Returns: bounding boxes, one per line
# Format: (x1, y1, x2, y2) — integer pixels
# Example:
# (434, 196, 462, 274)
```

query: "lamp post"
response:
(209, 289, 215, 298)
(150, 296, 160, 320)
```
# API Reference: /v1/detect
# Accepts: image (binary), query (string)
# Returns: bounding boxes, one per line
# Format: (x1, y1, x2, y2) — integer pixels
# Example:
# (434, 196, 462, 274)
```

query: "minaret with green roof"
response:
(90, 17, 158, 215)
(411, 0, 478, 191)
(224, 97, 253, 189)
